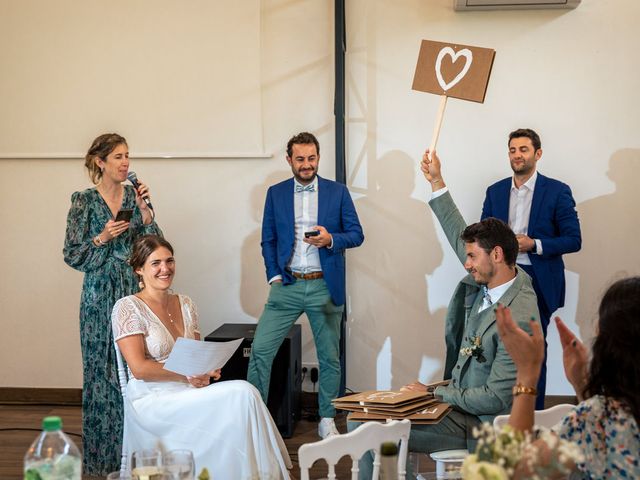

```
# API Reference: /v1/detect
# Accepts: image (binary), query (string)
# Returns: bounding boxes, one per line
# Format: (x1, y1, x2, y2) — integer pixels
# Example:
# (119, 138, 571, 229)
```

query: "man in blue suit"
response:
(481, 128, 581, 408)
(247, 132, 364, 438)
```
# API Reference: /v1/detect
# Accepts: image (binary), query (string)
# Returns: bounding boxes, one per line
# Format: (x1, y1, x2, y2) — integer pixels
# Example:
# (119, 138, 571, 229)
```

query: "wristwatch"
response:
(512, 384, 537, 396)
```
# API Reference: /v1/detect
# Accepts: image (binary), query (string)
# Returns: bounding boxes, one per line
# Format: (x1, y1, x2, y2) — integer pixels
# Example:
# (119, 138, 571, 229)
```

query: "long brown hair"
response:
(585, 276, 640, 425)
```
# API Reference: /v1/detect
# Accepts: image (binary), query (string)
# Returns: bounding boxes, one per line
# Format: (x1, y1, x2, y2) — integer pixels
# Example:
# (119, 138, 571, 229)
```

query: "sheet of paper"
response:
(163, 337, 243, 376)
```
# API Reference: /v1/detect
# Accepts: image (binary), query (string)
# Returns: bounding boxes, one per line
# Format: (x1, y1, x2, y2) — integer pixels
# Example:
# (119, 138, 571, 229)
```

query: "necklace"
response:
(161, 297, 173, 324)
(139, 293, 174, 324)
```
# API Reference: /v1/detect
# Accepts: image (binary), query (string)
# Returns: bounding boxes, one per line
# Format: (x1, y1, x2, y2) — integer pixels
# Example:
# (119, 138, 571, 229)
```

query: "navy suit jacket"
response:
(481, 173, 581, 314)
(261, 176, 364, 306)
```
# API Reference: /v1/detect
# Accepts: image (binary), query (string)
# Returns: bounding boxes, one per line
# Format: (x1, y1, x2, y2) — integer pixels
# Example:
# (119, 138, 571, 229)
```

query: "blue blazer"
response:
(261, 176, 364, 306)
(481, 173, 581, 314)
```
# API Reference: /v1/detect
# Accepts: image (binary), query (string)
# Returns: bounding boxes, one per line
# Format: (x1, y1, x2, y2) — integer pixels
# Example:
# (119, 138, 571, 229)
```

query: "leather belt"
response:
(290, 270, 324, 280)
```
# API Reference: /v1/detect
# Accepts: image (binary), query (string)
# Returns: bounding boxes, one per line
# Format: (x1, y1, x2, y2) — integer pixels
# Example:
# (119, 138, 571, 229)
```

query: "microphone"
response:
(127, 171, 154, 211)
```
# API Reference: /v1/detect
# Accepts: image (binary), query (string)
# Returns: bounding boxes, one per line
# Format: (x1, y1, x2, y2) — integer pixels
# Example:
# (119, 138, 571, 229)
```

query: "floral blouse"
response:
(554, 395, 640, 479)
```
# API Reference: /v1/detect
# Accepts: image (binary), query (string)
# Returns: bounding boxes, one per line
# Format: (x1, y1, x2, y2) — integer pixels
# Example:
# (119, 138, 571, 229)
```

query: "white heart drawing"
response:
(435, 47, 473, 91)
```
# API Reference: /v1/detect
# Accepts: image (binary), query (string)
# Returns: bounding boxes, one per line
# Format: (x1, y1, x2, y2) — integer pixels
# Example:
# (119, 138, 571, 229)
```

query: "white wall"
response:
(344, 0, 640, 394)
(0, 0, 335, 388)
(0, 1, 264, 157)
(2, 0, 639, 397)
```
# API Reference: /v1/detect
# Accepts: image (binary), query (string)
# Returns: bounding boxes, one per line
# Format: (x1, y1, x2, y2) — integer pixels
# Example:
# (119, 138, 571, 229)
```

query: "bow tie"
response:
(295, 184, 316, 193)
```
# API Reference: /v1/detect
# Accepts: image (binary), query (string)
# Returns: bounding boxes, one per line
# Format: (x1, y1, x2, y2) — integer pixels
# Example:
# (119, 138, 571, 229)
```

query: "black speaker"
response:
(204, 323, 301, 438)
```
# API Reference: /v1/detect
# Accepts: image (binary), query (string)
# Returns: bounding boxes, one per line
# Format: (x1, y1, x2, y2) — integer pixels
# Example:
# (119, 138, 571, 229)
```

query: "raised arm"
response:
(423, 150, 469, 266)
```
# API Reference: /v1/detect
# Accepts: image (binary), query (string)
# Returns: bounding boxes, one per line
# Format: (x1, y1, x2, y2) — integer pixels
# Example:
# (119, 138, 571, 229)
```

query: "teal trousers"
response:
(247, 278, 344, 418)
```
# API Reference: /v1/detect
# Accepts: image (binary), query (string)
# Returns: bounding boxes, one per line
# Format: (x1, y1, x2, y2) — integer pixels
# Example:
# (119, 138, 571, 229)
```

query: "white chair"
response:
(114, 341, 130, 476)
(427, 403, 576, 476)
(493, 403, 575, 430)
(298, 419, 411, 480)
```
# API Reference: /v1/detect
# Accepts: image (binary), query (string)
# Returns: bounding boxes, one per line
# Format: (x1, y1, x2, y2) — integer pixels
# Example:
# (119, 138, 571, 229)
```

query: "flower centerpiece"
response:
(461, 423, 584, 479)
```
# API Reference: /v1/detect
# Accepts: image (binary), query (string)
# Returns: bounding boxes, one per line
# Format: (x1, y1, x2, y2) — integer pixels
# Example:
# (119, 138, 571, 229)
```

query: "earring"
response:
(138, 280, 145, 290)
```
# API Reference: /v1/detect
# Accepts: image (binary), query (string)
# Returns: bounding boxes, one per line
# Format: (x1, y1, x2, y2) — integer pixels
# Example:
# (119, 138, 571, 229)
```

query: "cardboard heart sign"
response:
(413, 40, 495, 103)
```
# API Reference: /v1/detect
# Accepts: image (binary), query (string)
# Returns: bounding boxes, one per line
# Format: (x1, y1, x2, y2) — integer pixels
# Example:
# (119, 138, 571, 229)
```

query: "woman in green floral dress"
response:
(63, 133, 162, 476)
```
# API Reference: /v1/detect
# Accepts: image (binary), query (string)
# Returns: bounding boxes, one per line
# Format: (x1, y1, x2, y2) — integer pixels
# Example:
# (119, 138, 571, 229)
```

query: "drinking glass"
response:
(164, 449, 195, 480)
(131, 449, 165, 480)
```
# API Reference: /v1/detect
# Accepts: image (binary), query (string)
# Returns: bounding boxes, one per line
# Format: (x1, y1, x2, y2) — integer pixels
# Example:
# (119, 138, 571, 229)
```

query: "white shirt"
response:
(509, 172, 543, 265)
(478, 276, 516, 313)
(268, 178, 321, 284)
(289, 178, 321, 273)
(430, 180, 543, 264)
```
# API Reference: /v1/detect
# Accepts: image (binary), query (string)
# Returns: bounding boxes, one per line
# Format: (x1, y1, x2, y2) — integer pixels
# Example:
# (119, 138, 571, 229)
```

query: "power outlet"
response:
(301, 362, 319, 392)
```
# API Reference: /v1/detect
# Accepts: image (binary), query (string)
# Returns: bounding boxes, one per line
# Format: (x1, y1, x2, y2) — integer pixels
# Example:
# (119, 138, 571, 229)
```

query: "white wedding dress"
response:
(112, 295, 292, 480)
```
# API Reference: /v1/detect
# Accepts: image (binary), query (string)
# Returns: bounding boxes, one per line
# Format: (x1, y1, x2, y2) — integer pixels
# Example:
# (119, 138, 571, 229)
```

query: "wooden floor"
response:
(0, 403, 360, 480)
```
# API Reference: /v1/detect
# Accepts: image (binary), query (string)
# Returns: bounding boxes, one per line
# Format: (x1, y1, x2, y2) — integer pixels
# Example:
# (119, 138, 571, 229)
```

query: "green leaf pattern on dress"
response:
(63, 185, 161, 476)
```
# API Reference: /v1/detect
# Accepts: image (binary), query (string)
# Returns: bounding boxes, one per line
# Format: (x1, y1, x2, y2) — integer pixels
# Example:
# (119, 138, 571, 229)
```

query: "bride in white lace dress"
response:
(111, 235, 291, 479)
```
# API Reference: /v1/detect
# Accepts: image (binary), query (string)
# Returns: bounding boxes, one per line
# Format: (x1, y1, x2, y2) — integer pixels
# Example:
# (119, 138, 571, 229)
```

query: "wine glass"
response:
(131, 449, 165, 480)
(164, 449, 195, 480)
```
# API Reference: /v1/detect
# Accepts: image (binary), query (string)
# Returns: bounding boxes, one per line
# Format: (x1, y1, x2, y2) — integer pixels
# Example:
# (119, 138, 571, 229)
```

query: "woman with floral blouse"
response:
(496, 276, 640, 479)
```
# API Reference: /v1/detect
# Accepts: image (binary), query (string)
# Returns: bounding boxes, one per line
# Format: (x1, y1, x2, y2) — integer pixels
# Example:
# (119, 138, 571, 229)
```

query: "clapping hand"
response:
(555, 317, 589, 398)
(495, 304, 544, 384)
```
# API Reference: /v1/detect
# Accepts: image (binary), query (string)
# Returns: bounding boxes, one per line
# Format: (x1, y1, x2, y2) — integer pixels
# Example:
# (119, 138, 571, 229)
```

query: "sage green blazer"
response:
(429, 191, 540, 423)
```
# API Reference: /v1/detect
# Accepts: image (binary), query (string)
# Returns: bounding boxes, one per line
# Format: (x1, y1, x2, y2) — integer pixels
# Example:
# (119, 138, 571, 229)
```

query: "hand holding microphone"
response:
(127, 171, 154, 212)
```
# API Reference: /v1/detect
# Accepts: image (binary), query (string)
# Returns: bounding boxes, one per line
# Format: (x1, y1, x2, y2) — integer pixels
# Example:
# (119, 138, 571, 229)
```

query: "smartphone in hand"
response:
(304, 230, 320, 238)
(115, 209, 134, 222)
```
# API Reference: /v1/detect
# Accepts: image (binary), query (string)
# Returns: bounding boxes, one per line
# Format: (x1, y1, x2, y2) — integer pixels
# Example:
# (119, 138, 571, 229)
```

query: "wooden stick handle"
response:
(429, 95, 448, 159)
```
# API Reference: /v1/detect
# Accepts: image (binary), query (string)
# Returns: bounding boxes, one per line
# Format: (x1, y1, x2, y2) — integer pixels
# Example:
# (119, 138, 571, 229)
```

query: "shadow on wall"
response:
(349, 150, 447, 390)
(565, 148, 640, 346)
(240, 171, 290, 320)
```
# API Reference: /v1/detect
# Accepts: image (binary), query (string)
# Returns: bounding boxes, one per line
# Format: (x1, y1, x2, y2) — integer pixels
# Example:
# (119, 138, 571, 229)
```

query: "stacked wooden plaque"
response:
(334, 382, 452, 424)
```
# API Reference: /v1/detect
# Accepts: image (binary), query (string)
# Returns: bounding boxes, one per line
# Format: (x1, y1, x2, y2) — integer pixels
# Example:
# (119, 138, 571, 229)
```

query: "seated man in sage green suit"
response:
(350, 148, 540, 479)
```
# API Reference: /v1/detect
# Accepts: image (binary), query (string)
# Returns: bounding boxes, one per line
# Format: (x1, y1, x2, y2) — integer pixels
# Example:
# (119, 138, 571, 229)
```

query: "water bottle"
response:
(379, 441, 399, 480)
(24, 416, 82, 480)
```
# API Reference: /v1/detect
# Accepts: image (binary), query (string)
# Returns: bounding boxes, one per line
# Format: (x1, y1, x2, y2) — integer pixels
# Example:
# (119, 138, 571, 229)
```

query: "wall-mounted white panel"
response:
(0, 1, 263, 157)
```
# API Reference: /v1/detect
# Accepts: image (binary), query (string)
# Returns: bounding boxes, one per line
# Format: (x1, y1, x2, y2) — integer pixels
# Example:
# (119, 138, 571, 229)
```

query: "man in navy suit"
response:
(247, 132, 364, 438)
(481, 128, 581, 408)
